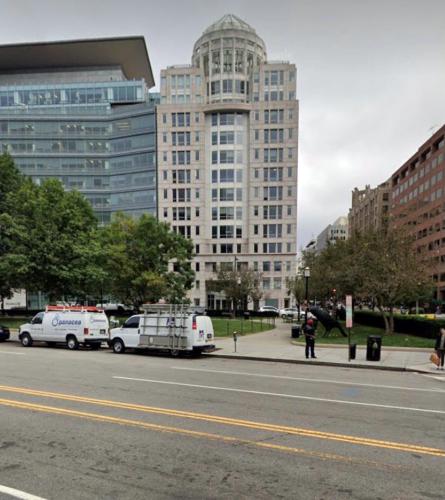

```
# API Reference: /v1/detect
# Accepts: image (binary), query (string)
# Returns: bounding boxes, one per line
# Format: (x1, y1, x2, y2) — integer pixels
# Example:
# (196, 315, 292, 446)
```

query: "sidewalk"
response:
(206, 321, 445, 375)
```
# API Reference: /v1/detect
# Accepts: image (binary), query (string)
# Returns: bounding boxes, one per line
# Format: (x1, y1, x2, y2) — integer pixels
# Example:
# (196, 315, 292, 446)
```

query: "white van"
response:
(109, 304, 215, 356)
(19, 305, 109, 350)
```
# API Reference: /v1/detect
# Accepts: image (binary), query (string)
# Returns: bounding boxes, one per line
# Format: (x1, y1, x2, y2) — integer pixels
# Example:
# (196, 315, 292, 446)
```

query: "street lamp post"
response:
(304, 267, 310, 325)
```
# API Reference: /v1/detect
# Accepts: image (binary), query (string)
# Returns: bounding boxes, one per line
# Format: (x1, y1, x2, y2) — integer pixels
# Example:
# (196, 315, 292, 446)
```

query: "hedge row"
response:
(354, 310, 443, 339)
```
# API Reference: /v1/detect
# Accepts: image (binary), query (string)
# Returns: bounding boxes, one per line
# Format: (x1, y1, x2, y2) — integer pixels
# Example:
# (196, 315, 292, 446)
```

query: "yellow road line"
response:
(0, 397, 399, 468)
(0, 384, 443, 457)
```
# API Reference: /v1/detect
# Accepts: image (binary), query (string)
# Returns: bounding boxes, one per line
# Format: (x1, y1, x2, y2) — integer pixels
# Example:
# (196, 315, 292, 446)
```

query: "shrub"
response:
(354, 311, 442, 339)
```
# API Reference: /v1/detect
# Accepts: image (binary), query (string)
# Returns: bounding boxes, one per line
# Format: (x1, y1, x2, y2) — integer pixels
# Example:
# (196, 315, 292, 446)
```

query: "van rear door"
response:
(87, 312, 109, 340)
(193, 315, 214, 347)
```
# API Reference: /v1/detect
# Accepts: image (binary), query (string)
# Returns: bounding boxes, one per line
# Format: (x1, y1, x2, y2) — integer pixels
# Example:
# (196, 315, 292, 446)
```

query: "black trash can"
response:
(291, 325, 301, 338)
(349, 343, 357, 360)
(366, 335, 382, 361)
(243, 311, 250, 320)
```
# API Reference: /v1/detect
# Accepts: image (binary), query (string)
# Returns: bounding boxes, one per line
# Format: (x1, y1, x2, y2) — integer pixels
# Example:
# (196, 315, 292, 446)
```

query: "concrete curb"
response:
(203, 353, 422, 373)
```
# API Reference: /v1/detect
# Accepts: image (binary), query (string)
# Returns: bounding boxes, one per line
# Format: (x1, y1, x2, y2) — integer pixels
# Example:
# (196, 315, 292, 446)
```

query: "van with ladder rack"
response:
(19, 305, 109, 350)
(108, 303, 215, 356)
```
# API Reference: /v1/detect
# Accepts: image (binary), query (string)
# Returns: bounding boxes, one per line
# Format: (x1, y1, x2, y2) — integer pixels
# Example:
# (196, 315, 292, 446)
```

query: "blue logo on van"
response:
(51, 314, 81, 327)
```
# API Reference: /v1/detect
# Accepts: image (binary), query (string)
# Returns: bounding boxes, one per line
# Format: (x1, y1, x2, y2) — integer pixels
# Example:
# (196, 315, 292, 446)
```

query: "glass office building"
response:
(0, 37, 157, 224)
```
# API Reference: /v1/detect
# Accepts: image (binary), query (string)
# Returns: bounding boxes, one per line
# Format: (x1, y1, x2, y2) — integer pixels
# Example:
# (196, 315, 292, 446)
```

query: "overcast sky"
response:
(2, 0, 445, 250)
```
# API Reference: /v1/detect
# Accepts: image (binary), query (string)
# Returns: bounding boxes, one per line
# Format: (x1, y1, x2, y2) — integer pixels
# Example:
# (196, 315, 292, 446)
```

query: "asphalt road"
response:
(0, 342, 444, 500)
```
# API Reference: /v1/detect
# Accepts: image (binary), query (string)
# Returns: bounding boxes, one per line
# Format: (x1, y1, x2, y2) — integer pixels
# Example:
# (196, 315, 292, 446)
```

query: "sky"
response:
(1, 0, 445, 250)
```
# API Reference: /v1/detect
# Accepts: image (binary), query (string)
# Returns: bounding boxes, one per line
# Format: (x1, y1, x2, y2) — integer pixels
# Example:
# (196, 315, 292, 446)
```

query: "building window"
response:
(196, 262, 200, 272)
(195, 244, 200, 254)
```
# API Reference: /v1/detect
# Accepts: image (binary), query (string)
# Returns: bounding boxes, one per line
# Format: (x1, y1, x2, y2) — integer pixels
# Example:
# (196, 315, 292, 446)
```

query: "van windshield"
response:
(123, 317, 140, 328)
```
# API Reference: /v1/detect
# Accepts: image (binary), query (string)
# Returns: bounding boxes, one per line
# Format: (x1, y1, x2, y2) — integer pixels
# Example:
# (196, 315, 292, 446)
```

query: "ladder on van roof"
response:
(46, 305, 103, 313)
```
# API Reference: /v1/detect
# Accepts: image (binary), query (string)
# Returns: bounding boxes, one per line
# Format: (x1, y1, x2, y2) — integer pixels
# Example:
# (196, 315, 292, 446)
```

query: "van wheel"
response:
(66, 336, 79, 350)
(112, 339, 125, 354)
(21, 333, 33, 347)
(170, 349, 180, 357)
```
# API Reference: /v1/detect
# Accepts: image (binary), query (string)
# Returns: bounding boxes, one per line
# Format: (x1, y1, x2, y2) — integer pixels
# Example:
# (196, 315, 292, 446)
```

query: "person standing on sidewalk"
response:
(303, 318, 317, 359)
(435, 328, 445, 370)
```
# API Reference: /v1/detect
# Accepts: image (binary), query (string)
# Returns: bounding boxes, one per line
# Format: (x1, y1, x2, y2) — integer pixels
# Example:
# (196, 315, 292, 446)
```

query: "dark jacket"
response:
(303, 324, 315, 339)
(435, 333, 445, 351)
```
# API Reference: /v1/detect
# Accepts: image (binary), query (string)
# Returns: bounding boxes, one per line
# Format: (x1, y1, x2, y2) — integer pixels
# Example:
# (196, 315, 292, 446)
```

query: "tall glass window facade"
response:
(0, 77, 156, 225)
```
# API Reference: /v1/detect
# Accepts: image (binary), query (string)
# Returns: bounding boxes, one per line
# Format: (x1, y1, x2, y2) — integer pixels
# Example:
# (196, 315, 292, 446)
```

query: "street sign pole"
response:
(346, 295, 353, 361)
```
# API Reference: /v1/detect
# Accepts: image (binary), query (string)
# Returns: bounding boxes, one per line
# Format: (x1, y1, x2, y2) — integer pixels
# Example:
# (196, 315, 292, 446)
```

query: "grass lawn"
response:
(212, 317, 276, 337)
(0, 316, 31, 329)
(294, 322, 435, 349)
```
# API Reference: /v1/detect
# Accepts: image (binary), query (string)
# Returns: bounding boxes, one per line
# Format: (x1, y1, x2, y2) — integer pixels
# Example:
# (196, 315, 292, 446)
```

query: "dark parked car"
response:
(0, 325, 10, 342)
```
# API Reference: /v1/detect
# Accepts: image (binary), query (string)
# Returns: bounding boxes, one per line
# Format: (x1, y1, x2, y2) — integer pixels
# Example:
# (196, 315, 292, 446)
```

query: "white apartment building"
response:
(157, 14, 298, 310)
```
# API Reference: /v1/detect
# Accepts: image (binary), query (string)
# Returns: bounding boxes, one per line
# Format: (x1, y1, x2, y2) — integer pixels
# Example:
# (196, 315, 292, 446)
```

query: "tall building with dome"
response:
(157, 14, 299, 310)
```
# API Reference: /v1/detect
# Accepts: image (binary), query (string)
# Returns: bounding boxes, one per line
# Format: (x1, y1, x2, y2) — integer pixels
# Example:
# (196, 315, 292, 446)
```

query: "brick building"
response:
(390, 125, 445, 299)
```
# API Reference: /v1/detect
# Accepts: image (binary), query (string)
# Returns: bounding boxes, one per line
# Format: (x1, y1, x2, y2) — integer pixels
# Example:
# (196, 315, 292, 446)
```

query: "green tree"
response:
(301, 228, 433, 333)
(0, 153, 23, 213)
(100, 213, 194, 307)
(286, 275, 305, 317)
(351, 228, 432, 333)
(208, 267, 262, 312)
(0, 154, 25, 311)
(6, 178, 100, 301)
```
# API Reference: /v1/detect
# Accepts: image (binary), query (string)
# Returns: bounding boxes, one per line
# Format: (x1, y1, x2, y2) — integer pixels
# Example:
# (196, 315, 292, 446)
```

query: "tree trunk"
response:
(388, 307, 394, 335)
(378, 305, 390, 334)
